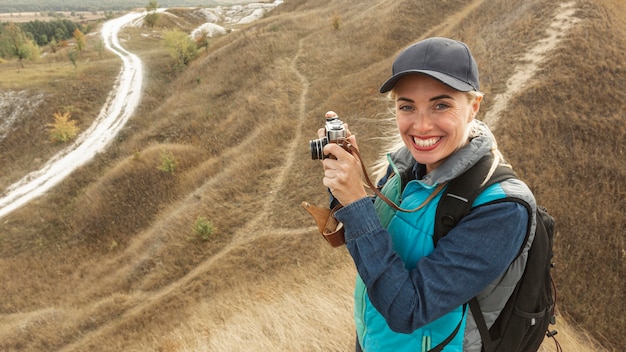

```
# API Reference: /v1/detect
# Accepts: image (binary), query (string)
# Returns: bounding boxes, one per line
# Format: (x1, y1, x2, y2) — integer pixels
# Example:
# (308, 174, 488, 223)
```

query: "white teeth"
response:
(413, 137, 440, 147)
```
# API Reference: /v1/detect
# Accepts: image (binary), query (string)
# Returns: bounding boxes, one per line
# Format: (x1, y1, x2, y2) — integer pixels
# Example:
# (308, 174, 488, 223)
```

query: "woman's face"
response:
(393, 74, 481, 173)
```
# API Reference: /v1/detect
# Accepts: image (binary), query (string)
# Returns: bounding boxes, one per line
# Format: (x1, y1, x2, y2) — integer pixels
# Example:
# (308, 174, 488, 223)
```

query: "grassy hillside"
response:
(0, 0, 624, 351)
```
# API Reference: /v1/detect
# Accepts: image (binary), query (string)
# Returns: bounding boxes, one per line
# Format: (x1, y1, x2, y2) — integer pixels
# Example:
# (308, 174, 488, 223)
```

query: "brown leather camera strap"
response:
(347, 144, 446, 213)
(301, 201, 346, 247)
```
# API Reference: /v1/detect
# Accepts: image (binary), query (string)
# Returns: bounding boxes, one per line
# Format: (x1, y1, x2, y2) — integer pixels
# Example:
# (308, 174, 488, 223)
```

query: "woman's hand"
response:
(319, 111, 367, 206)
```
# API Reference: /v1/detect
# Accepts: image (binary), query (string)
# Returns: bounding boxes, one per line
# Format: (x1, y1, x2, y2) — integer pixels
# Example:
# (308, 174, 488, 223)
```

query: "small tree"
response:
(194, 29, 210, 53)
(48, 111, 79, 143)
(162, 28, 197, 69)
(73, 28, 85, 51)
(0, 22, 40, 66)
(144, 12, 159, 28)
(144, 0, 160, 28)
(68, 48, 78, 68)
(146, 0, 159, 11)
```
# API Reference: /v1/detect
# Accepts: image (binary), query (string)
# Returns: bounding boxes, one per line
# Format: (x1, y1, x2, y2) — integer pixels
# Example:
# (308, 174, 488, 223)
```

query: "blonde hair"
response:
(372, 90, 508, 185)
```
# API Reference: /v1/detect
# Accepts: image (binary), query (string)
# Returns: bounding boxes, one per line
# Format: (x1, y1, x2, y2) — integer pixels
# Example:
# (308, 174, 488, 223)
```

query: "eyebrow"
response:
(429, 94, 454, 101)
(396, 94, 454, 103)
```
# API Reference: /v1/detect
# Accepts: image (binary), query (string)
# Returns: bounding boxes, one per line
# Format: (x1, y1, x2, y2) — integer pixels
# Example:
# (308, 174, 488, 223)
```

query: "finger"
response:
(323, 142, 350, 160)
(322, 175, 334, 192)
(317, 127, 325, 138)
(323, 168, 337, 180)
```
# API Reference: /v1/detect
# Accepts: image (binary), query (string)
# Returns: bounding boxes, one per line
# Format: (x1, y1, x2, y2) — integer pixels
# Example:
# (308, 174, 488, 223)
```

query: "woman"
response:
(319, 37, 537, 351)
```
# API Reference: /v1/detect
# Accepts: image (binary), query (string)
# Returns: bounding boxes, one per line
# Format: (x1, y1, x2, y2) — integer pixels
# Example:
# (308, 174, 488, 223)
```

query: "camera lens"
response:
(309, 138, 326, 160)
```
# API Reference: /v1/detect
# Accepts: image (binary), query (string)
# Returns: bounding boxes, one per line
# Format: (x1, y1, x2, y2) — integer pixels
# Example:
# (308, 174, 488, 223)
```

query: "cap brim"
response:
(379, 70, 475, 93)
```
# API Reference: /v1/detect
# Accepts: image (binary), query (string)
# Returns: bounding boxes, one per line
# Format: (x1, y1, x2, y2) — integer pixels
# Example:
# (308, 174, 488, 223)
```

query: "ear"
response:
(469, 95, 482, 121)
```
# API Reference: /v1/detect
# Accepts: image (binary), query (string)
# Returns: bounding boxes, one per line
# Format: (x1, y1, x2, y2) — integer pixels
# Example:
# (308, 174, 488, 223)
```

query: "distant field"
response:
(0, 0, 270, 17)
(0, 1, 273, 23)
(0, 11, 107, 23)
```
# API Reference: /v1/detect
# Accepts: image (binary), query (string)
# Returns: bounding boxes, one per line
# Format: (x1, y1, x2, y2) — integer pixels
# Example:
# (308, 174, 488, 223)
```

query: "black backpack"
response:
(430, 154, 559, 352)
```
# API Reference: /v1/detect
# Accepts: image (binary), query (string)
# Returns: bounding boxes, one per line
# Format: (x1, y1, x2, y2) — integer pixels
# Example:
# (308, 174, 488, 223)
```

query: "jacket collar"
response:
(388, 135, 493, 187)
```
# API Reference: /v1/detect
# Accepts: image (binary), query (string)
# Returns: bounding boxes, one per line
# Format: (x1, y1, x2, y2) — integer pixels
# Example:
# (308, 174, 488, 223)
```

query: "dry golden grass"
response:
(0, 36, 120, 190)
(0, 0, 624, 351)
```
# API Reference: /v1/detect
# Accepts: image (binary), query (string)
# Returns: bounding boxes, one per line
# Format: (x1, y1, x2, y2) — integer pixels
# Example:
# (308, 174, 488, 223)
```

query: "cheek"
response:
(395, 117, 405, 134)
(395, 116, 412, 132)
(448, 110, 471, 131)
(396, 119, 416, 145)
(449, 119, 470, 146)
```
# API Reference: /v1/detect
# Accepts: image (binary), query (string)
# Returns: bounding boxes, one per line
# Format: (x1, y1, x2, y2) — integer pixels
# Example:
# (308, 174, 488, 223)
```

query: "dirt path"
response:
(483, 1, 581, 128)
(395, 0, 581, 130)
(0, 11, 145, 219)
(57, 37, 317, 351)
(422, 0, 486, 39)
(0, 5, 282, 221)
(231, 38, 313, 242)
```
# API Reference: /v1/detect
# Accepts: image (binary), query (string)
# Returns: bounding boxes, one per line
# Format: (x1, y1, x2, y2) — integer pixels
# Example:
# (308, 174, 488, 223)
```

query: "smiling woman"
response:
(317, 37, 539, 352)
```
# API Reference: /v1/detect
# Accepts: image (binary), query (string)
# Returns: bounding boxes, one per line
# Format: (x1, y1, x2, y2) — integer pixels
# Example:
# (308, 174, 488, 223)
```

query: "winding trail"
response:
(0, 11, 145, 219)
(422, 0, 486, 39)
(57, 37, 316, 351)
(483, 1, 581, 128)
(232, 38, 313, 242)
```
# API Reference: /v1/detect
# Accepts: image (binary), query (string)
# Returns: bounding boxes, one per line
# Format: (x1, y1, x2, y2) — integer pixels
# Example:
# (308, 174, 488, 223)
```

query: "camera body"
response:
(310, 115, 348, 159)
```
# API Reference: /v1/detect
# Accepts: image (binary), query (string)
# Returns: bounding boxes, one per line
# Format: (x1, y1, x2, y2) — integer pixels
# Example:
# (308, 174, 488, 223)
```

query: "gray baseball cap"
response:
(379, 37, 480, 93)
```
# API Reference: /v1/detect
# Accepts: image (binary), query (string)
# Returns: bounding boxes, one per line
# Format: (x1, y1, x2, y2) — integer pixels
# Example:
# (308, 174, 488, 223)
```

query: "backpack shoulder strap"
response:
(433, 155, 528, 352)
(433, 154, 516, 246)
(427, 155, 516, 352)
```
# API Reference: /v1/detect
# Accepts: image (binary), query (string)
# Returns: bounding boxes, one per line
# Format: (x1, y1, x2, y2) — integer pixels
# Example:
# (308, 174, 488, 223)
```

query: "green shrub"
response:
(162, 28, 198, 68)
(158, 150, 176, 174)
(193, 216, 215, 241)
(48, 111, 79, 143)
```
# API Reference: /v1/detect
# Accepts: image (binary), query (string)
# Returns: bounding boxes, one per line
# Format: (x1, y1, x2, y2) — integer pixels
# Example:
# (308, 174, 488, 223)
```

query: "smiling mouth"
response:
(413, 136, 441, 150)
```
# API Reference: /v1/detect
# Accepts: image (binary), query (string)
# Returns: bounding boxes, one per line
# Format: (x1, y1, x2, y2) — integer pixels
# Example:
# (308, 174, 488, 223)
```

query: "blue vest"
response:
(354, 170, 506, 351)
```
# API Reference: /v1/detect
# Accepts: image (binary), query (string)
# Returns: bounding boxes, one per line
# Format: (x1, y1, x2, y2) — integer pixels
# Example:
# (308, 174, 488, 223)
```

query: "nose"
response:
(413, 110, 433, 133)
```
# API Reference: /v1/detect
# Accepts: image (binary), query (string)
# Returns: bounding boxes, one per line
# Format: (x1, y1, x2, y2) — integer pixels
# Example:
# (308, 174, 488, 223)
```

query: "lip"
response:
(412, 136, 442, 151)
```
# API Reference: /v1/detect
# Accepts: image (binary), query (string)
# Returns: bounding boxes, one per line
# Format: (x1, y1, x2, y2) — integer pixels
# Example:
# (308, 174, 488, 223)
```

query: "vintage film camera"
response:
(309, 113, 349, 159)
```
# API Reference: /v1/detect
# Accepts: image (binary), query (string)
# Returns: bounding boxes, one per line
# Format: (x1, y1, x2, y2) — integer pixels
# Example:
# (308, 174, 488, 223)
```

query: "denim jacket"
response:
(335, 136, 536, 351)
